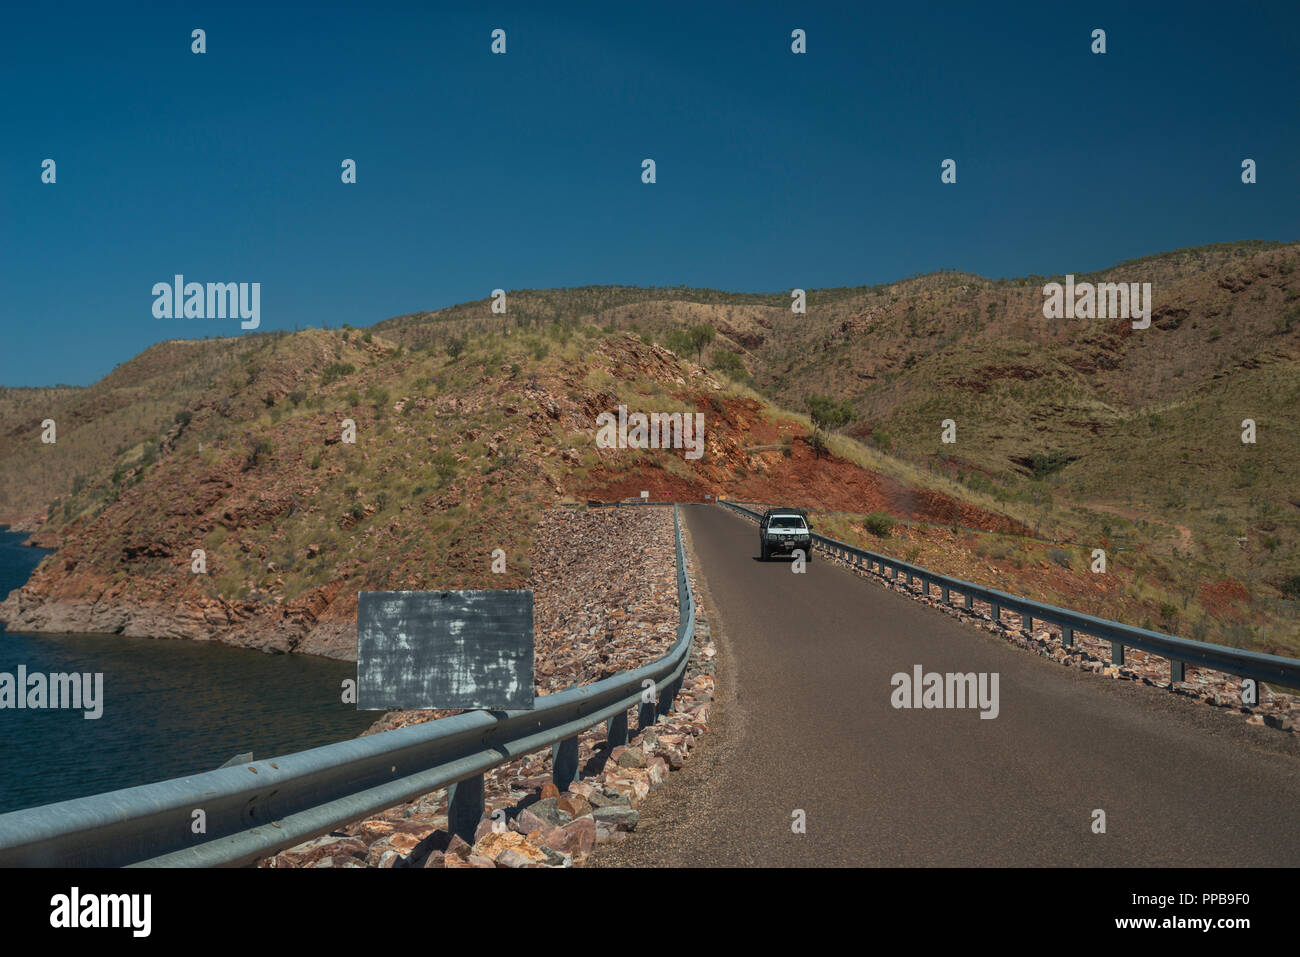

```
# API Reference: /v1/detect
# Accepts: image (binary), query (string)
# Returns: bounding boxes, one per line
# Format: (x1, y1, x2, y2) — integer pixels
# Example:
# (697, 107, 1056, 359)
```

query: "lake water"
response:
(0, 527, 374, 813)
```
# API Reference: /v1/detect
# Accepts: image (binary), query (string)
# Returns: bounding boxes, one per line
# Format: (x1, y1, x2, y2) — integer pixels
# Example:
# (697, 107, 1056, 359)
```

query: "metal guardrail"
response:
(721, 499, 1300, 688)
(0, 506, 695, 868)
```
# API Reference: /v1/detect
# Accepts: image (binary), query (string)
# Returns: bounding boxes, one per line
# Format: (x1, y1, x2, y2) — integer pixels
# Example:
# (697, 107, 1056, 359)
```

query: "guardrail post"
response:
(448, 774, 484, 844)
(638, 695, 657, 731)
(1111, 642, 1125, 666)
(607, 709, 629, 748)
(964, 593, 973, 610)
(552, 737, 579, 791)
(1061, 626, 1073, 648)
(991, 603, 1001, 624)
(1169, 660, 1185, 685)
(656, 678, 676, 717)
(1021, 613, 1033, 633)
(940, 585, 950, 604)
(919, 576, 928, 597)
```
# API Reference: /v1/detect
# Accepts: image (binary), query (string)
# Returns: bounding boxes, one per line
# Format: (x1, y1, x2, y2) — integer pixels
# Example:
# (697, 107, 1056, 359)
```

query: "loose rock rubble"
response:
(362, 505, 681, 735)
(262, 506, 716, 868)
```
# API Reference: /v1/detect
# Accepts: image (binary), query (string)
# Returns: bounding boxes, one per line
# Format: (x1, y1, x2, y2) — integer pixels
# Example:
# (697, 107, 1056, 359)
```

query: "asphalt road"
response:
(594, 504, 1300, 866)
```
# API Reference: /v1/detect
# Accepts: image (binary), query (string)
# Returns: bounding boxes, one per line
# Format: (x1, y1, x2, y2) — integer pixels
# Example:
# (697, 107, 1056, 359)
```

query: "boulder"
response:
(473, 829, 549, 864)
(616, 746, 647, 769)
(559, 817, 597, 857)
(588, 789, 630, 809)
(528, 797, 573, 827)
(591, 806, 639, 831)
(514, 807, 549, 834)
(557, 793, 592, 819)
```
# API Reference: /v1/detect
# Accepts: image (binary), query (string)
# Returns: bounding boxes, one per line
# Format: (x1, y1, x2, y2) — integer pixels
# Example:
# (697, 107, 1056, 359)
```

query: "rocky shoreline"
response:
(0, 589, 355, 658)
(0, 506, 680, 666)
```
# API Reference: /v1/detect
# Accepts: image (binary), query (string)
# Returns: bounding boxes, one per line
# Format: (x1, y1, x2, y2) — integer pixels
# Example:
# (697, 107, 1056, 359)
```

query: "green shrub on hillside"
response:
(1029, 451, 1072, 478)
(246, 438, 273, 469)
(807, 395, 854, 439)
(711, 349, 747, 380)
(865, 512, 894, 537)
(320, 362, 355, 386)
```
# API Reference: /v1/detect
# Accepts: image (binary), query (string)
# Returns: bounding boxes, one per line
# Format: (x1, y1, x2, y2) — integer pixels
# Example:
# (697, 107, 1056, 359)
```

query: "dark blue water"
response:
(0, 527, 373, 813)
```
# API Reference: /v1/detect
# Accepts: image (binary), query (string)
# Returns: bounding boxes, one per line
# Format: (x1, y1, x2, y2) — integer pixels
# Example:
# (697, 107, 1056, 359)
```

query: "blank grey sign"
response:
(357, 590, 534, 711)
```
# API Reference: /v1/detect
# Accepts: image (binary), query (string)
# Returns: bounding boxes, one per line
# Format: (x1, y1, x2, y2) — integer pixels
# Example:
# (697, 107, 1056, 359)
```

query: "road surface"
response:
(594, 504, 1300, 866)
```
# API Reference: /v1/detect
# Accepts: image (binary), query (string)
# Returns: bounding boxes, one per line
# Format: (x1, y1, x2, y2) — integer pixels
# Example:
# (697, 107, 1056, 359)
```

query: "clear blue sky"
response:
(2, 1, 1296, 386)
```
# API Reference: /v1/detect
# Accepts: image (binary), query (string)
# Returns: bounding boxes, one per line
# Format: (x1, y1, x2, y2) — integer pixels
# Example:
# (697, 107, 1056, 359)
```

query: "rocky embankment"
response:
(263, 505, 716, 868)
(364, 504, 685, 734)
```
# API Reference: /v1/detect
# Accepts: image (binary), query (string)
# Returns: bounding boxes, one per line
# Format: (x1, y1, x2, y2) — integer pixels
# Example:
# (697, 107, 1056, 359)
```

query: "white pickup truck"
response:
(758, 508, 812, 561)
